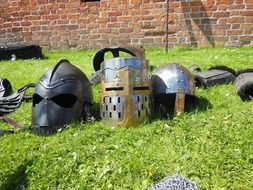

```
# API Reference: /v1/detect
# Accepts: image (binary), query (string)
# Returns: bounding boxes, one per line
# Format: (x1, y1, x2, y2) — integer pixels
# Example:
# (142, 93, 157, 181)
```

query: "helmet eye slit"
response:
(51, 94, 77, 108)
(133, 86, 149, 91)
(106, 87, 124, 91)
(33, 94, 43, 107)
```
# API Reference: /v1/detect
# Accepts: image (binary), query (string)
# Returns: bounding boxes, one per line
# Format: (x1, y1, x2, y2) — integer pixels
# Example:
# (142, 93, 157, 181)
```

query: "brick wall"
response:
(0, 0, 252, 49)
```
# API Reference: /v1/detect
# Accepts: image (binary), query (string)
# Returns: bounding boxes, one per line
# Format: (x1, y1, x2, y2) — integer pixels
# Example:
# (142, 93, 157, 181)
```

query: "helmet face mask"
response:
(100, 57, 151, 128)
(32, 59, 93, 135)
(151, 63, 196, 118)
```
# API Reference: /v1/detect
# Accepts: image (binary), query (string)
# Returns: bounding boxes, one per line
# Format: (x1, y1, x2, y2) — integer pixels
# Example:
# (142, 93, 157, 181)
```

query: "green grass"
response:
(1, 47, 253, 190)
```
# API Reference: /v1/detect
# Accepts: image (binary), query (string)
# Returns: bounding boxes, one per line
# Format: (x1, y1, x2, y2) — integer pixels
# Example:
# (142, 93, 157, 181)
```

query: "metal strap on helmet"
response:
(0, 83, 35, 114)
(93, 45, 145, 71)
(0, 83, 35, 129)
(90, 46, 145, 85)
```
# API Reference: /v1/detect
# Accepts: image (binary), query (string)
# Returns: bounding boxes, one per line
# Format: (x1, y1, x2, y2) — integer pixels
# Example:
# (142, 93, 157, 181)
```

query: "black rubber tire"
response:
(236, 68, 253, 76)
(208, 65, 236, 76)
(234, 72, 253, 101)
(189, 64, 202, 73)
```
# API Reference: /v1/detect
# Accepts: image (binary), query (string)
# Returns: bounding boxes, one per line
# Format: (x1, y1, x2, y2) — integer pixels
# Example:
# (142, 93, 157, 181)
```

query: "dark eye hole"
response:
(52, 94, 77, 108)
(33, 94, 43, 107)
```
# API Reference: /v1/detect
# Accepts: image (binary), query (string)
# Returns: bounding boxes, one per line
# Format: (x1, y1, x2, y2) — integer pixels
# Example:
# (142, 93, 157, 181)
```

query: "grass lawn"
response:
(0, 47, 253, 190)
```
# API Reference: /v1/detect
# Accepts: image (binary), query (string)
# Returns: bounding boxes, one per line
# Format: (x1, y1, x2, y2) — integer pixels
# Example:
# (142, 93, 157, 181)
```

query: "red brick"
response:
(233, 5, 246, 11)
(205, 5, 218, 11)
(108, 11, 122, 17)
(246, 4, 253, 9)
(235, 0, 244, 4)
(228, 17, 245, 23)
(57, 20, 69, 25)
(230, 10, 240, 16)
(227, 30, 244, 35)
(244, 30, 253, 35)
(213, 12, 230, 17)
(21, 21, 31, 26)
(241, 24, 253, 29)
(231, 24, 241, 29)
(0, 0, 252, 49)
(216, 0, 233, 5)
(240, 10, 253, 16)
(240, 36, 253, 42)
(245, 17, 253, 23)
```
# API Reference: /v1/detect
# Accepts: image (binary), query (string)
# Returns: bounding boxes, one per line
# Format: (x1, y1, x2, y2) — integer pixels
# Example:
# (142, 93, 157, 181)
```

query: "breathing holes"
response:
(141, 104, 144, 110)
(113, 105, 116, 111)
(109, 97, 112, 103)
(137, 96, 140, 102)
(109, 112, 112, 118)
(138, 111, 141, 117)
(118, 97, 120, 103)
(118, 112, 121, 118)
(106, 105, 108, 111)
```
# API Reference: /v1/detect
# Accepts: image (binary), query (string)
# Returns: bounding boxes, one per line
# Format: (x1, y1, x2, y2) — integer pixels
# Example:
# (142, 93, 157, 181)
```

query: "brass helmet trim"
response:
(100, 57, 151, 128)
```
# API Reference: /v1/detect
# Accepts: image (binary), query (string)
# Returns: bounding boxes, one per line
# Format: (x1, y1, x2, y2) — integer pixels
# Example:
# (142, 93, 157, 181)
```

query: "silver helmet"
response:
(151, 63, 196, 117)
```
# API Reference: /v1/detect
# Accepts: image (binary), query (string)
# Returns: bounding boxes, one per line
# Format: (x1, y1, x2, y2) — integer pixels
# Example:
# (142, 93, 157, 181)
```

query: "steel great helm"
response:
(32, 59, 93, 135)
(151, 63, 196, 118)
(100, 56, 151, 128)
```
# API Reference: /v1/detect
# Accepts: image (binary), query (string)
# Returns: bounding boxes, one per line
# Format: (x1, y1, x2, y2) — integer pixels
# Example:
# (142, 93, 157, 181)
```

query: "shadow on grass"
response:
(0, 161, 32, 190)
(195, 96, 212, 112)
(91, 102, 101, 121)
(151, 95, 212, 120)
(91, 95, 212, 122)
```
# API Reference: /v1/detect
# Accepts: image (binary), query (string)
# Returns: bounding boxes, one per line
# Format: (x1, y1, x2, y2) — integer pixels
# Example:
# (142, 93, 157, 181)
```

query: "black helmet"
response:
(151, 63, 196, 118)
(32, 59, 93, 135)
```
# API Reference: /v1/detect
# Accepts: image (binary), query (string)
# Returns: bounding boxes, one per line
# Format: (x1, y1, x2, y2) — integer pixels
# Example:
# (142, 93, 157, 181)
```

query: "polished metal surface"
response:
(100, 57, 151, 128)
(152, 63, 195, 96)
(151, 63, 195, 116)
